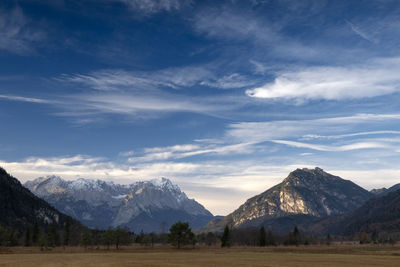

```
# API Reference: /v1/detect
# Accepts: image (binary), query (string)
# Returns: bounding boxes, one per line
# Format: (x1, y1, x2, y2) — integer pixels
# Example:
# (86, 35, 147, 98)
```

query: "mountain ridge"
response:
(201, 167, 373, 233)
(25, 175, 213, 233)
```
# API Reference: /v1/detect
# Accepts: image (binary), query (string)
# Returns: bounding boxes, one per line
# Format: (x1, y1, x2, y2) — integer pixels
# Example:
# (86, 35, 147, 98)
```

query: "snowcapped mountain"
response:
(25, 176, 213, 233)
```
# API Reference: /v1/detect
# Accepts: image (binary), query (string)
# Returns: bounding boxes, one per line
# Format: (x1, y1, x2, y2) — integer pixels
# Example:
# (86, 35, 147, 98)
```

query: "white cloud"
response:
(194, 9, 279, 43)
(0, 7, 45, 54)
(302, 130, 400, 140)
(192, 7, 335, 62)
(346, 20, 378, 44)
(246, 58, 400, 101)
(200, 73, 257, 89)
(62, 66, 256, 91)
(54, 67, 252, 121)
(62, 67, 214, 91)
(0, 94, 51, 104)
(119, 150, 135, 157)
(128, 142, 257, 163)
(226, 113, 400, 154)
(73, 93, 224, 116)
(110, 0, 192, 14)
(270, 140, 391, 152)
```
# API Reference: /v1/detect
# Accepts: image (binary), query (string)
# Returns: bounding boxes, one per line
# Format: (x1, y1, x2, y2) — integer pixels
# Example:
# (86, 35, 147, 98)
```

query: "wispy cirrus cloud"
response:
(61, 67, 214, 91)
(302, 131, 400, 140)
(109, 0, 192, 14)
(228, 113, 400, 141)
(52, 67, 257, 121)
(246, 58, 400, 101)
(61, 66, 256, 91)
(270, 140, 391, 152)
(346, 20, 378, 44)
(226, 113, 400, 154)
(0, 7, 45, 54)
(0, 94, 52, 104)
(127, 142, 257, 163)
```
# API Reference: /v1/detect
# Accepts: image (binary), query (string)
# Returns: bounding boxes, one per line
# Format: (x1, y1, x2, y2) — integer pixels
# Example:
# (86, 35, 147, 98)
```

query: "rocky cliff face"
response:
(203, 167, 373, 233)
(25, 176, 213, 233)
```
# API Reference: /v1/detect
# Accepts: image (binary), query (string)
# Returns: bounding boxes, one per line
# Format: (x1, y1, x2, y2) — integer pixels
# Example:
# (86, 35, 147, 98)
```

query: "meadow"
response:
(1, 244, 400, 266)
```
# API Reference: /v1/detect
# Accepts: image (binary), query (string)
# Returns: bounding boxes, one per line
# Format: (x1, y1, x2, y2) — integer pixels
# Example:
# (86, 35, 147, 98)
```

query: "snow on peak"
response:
(147, 177, 187, 202)
(149, 177, 179, 190)
(39, 175, 63, 184)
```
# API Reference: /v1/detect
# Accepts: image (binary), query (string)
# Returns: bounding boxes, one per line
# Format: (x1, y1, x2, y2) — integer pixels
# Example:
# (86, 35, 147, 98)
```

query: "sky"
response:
(2, 0, 400, 215)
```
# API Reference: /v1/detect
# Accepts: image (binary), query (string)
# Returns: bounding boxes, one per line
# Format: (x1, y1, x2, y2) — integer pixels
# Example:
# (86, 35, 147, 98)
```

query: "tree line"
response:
(1, 220, 399, 249)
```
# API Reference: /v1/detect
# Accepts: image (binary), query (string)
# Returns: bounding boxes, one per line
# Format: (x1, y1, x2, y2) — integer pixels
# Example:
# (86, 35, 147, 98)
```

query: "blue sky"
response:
(2, 0, 400, 215)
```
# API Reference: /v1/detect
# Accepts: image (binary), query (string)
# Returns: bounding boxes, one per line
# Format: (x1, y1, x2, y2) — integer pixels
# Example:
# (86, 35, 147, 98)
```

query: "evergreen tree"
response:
(63, 217, 71, 247)
(32, 221, 39, 245)
(259, 226, 266, 247)
(371, 230, 378, 244)
(101, 228, 114, 249)
(80, 228, 92, 248)
(114, 227, 131, 249)
(5, 229, 18, 247)
(168, 221, 195, 249)
(266, 230, 275, 246)
(221, 225, 230, 248)
(0, 226, 5, 246)
(47, 224, 60, 247)
(24, 228, 31, 247)
(293, 226, 300, 246)
(326, 234, 332, 245)
(39, 233, 48, 250)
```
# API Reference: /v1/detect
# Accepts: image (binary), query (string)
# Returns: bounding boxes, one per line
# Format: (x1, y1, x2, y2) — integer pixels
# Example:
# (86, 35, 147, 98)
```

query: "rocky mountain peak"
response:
(203, 167, 373, 233)
(149, 177, 180, 191)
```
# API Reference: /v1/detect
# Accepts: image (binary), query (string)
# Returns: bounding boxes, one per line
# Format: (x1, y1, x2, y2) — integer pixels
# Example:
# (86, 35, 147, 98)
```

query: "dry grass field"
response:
(1, 245, 400, 266)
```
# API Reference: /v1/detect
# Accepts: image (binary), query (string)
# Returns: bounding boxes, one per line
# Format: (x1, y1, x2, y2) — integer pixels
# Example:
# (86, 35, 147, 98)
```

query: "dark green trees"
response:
(221, 225, 230, 247)
(114, 227, 131, 249)
(63, 217, 71, 247)
(259, 226, 266, 247)
(24, 228, 31, 247)
(80, 228, 92, 248)
(32, 221, 39, 245)
(284, 226, 301, 246)
(168, 221, 195, 248)
(101, 228, 114, 249)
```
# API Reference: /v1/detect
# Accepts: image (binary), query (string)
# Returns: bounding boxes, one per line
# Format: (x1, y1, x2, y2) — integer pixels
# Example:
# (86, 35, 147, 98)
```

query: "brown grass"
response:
(0, 244, 400, 266)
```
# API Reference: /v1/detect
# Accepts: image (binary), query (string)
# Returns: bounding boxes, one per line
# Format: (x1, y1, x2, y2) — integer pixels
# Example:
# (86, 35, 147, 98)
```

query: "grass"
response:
(1, 245, 400, 266)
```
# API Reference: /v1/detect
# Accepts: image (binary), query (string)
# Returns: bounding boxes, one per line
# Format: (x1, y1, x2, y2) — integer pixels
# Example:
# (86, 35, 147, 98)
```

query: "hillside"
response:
(202, 167, 373, 233)
(0, 167, 79, 230)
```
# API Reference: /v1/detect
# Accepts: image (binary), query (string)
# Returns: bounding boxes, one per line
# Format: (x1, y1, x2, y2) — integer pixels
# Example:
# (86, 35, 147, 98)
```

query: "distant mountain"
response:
(308, 188, 400, 235)
(0, 167, 78, 230)
(25, 176, 213, 233)
(370, 183, 400, 198)
(202, 167, 373, 233)
(370, 187, 387, 196)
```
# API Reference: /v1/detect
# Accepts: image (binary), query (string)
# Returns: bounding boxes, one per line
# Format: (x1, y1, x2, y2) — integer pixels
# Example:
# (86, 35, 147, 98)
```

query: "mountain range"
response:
(25, 176, 213, 233)
(2, 165, 400, 237)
